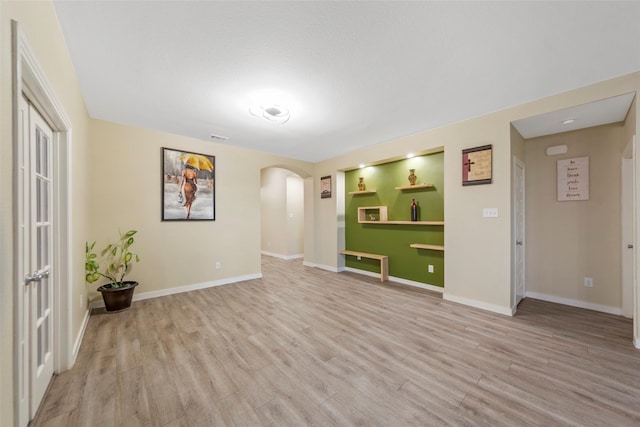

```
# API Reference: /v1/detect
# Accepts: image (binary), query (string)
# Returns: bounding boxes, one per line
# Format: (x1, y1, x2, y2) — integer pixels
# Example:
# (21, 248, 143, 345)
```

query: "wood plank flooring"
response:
(34, 256, 640, 426)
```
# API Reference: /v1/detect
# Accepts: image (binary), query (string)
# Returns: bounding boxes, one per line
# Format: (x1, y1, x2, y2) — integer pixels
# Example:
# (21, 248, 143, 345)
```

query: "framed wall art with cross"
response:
(462, 144, 492, 186)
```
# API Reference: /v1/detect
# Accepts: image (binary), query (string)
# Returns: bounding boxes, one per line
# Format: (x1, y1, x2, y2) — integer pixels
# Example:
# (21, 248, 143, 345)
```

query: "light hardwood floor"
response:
(34, 256, 640, 426)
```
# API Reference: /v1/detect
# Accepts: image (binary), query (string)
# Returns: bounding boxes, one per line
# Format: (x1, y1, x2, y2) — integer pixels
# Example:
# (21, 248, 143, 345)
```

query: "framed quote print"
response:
(557, 156, 589, 201)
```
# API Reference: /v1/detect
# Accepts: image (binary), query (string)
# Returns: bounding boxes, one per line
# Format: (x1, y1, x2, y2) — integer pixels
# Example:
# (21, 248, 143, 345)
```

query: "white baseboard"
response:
(510, 304, 518, 316)
(343, 267, 444, 294)
(261, 251, 304, 260)
(90, 273, 263, 310)
(443, 293, 514, 316)
(344, 266, 380, 280)
(71, 308, 91, 365)
(525, 291, 622, 315)
(301, 261, 339, 272)
(314, 263, 339, 273)
(389, 275, 444, 294)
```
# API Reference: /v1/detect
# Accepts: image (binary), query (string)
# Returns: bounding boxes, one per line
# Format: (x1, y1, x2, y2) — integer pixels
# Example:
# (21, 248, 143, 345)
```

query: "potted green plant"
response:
(85, 229, 140, 312)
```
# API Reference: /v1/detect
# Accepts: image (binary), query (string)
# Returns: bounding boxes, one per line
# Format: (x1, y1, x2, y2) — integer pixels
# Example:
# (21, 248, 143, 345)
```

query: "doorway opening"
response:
(260, 167, 306, 261)
(510, 93, 636, 337)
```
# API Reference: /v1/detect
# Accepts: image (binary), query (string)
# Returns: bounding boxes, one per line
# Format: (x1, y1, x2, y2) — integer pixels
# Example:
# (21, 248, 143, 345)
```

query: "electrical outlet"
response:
(428, 265, 434, 273)
(216, 262, 221, 269)
(584, 277, 593, 288)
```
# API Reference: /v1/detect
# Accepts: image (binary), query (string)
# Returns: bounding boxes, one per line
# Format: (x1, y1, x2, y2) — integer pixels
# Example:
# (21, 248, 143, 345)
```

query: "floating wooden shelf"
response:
(357, 206, 443, 225)
(357, 206, 388, 222)
(410, 243, 445, 251)
(360, 220, 444, 226)
(348, 190, 377, 195)
(395, 183, 434, 190)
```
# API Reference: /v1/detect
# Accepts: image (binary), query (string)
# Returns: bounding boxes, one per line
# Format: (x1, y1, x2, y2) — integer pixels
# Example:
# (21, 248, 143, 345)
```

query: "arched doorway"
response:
(260, 167, 306, 260)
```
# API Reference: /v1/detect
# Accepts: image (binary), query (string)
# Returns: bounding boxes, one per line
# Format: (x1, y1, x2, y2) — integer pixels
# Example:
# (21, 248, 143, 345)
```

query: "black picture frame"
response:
(162, 147, 215, 221)
(321, 175, 332, 199)
(462, 144, 492, 186)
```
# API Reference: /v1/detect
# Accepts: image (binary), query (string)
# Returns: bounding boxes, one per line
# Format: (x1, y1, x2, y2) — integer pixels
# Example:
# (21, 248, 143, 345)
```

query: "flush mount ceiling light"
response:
(407, 153, 414, 158)
(561, 118, 576, 125)
(249, 104, 291, 124)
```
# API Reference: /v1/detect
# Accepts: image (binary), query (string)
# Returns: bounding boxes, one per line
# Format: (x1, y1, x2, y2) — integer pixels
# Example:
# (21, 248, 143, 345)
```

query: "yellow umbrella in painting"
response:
(178, 153, 214, 171)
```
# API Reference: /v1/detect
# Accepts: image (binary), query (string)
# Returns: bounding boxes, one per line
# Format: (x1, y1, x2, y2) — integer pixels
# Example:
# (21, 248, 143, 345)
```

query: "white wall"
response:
(89, 120, 313, 301)
(286, 175, 304, 256)
(261, 168, 288, 255)
(303, 177, 316, 267)
(524, 123, 626, 312)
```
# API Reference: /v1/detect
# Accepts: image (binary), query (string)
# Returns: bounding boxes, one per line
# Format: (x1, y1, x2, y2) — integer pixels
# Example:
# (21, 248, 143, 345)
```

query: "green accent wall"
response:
(344, 152, 444, 287)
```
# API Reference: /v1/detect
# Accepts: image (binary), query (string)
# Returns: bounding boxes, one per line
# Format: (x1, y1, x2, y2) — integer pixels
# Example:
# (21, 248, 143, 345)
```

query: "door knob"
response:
(25, 272, 42, 284)
(516, 240, 523, 246)
(24, 268, 49, 284)
(628, 244, 634, 249)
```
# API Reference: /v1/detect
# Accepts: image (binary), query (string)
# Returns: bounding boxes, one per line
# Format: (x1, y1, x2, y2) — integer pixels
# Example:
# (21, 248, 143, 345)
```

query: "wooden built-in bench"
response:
(339, 250, 389, 282)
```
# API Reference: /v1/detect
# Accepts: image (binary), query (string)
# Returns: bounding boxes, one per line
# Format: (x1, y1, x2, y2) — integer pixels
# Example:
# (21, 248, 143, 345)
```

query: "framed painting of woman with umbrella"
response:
(162, 147, 215, 220)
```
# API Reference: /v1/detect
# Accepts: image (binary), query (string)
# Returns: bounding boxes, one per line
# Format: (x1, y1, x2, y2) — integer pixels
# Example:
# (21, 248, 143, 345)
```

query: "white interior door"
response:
(514, 157, 526, 306)
(622, 141, 634, 318)
(19, 95, 55, 421)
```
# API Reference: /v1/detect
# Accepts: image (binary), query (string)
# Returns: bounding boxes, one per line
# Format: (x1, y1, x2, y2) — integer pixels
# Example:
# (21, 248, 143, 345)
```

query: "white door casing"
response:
(13, 21, 73, 427)
(16, 87, 30, 427)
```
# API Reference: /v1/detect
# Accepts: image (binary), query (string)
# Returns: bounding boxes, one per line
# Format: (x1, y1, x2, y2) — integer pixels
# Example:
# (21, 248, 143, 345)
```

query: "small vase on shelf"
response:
(410, 198, 419, 221)
(408, 169, 417, 186)
(358, 177, 365, 191)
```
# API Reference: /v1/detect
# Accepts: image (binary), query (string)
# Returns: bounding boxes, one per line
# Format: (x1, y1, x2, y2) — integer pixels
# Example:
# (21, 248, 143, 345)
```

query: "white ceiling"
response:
(52, 1, 640, 162)
(511, 92, 636, 139)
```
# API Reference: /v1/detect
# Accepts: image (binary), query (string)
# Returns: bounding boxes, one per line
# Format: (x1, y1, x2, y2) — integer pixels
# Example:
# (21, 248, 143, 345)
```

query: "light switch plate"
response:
(483, 208, 499, 218)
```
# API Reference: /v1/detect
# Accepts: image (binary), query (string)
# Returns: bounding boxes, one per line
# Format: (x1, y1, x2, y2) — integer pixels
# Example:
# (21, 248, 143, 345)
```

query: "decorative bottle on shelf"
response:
(408, 169, 417, 186)
(411, 198, 418, 221)
(358, 177, 365, 191)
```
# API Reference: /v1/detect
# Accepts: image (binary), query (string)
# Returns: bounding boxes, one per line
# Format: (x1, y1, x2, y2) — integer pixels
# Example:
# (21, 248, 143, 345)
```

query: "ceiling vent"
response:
(210, 134, 229, 141)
